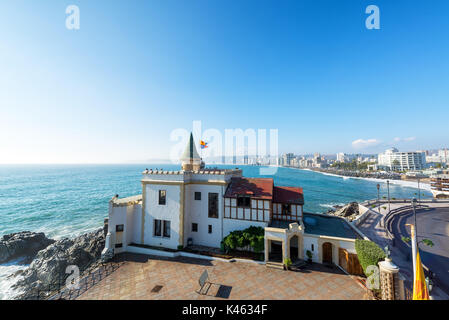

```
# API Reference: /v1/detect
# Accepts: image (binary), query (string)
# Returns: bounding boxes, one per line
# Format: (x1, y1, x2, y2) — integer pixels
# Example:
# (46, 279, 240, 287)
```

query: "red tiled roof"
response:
(224, 177, 273, 200)
(273, 186, 304, 205)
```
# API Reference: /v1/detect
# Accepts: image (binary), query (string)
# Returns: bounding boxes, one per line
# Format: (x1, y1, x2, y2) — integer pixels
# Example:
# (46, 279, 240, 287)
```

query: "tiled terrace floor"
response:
(77, 253, 367, 300)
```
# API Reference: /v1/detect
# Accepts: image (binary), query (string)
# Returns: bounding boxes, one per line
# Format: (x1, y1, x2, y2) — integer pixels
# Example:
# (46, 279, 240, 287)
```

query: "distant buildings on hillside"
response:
(200, 147, 448, 172)
(426, 148, 449, 166)
(277, 147, 448, 172)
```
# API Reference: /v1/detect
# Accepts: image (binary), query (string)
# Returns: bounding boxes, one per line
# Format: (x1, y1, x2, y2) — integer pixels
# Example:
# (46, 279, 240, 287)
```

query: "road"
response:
(390, 206, 449, 295)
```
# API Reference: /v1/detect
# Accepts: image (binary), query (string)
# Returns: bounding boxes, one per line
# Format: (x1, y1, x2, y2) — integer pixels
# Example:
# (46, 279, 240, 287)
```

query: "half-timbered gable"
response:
(272, 186, 304, 221)
(223, 177, 273, 222)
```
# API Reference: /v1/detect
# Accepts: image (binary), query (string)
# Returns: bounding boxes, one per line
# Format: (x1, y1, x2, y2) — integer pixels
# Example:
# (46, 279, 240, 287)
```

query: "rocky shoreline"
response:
(1, 228, 105, 300)
(323, 201, 361, 221)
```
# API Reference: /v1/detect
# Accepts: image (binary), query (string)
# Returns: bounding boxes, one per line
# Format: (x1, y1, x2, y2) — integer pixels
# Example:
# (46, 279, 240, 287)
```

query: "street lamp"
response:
(376, 183, 380, 215)
(411, 197, 418, 242)
(417, 177, 421, 204)
(387, 180, 391, 214)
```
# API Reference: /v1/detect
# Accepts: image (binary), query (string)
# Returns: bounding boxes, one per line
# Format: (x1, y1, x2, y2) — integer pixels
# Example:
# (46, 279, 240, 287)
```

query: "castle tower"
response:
(181, 133, 202, 171)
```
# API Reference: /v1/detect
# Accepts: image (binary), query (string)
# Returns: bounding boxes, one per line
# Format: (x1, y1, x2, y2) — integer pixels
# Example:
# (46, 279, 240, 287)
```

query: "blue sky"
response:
(0, 0, 448, 163)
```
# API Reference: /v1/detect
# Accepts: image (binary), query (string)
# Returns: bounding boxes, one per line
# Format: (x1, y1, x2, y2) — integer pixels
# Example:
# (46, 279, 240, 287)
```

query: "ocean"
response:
(0, 164, 431, 299)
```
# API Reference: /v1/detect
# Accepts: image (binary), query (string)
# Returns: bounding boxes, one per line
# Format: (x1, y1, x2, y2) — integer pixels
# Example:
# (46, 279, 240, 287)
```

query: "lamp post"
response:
(387, 180, 391, 214)
(376, 183, 380, 215)
(410, 197, 419, 286)
(418, 177, 421, 205)
(412, 197, 418, 242)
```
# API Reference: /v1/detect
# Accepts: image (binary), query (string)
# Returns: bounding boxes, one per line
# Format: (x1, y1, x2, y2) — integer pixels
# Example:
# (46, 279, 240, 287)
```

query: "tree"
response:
(355, 239, 386, 276)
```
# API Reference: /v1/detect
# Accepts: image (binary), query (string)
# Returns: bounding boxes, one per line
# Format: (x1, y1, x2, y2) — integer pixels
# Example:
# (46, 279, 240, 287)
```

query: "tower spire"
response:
(181, 133, 202, 171)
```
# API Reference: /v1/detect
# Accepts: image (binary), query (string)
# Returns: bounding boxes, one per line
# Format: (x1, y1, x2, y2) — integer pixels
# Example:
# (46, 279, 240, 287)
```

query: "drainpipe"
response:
(221, 185, 224, 245)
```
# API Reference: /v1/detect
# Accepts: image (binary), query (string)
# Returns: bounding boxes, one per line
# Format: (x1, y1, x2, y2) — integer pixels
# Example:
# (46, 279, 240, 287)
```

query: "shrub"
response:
(223, 226, 265, 253)
(355, 239, 386, 277)
(284, 257, 292, 268)
(306, 250, 313, 260)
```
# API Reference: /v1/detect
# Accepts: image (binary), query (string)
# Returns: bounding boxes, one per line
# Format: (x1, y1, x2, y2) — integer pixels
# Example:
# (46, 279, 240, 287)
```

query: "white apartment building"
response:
(378, 148, 426, 171)
(336, 153, 347, 163)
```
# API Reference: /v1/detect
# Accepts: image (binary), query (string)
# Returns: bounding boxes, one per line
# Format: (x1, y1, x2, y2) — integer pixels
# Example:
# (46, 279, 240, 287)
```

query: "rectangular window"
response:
(281, 204, 291, 215)
(194, 192, 201, 200)
(311, 244, 314, 251)
(163, 220, 171, 238)
(115, 243, 123, 248)
(116, 224, 124, 232)
(208, 225, 212, 234)
(158, 190, 166, 205)
(208, 193, 219, 218)
(192, 223, 198, 232)
(154, 219, 162, 237)
(237, 196, 251, 208)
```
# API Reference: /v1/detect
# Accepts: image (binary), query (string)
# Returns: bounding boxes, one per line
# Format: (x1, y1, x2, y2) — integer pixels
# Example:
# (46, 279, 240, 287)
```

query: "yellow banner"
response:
(413, 250, 429, 300)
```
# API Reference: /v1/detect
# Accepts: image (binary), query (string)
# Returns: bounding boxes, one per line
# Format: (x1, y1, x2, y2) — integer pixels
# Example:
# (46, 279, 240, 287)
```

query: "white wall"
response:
(143, 184, 181, 250)
(338, 239, 357, 254)
(128, 204, 142, 245)
(303, 235, 319, 262)
(183, 184, 225, 248)
(108, 202, 141, 253)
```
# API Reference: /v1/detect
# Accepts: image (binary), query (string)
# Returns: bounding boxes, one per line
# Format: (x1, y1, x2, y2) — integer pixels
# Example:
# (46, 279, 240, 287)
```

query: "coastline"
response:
(292, 167, 432, 191)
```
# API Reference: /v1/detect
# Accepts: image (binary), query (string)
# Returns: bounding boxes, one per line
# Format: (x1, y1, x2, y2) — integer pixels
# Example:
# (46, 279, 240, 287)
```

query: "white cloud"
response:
(352, 138, 381, 149)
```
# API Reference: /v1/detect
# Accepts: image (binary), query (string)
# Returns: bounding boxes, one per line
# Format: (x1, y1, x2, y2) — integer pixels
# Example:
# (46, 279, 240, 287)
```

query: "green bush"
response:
(223, 226, 265, 253)
(306, 250, 313, 260)
(355, 239, 386, 276)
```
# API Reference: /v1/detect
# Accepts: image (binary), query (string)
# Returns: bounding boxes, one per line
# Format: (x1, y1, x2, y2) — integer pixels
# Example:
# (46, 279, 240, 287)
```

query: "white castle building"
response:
(102, 134, 366, 271)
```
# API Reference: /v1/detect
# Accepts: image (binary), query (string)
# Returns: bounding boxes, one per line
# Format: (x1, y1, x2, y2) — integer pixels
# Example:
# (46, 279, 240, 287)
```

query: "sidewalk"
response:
(357, 202, 449, 300)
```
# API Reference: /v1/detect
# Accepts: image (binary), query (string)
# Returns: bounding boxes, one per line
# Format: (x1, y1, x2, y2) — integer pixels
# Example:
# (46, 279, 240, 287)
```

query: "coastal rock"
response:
(11, 228, 105, 300)
(327, 202, 360, 221)
(0, 231, 55, 264)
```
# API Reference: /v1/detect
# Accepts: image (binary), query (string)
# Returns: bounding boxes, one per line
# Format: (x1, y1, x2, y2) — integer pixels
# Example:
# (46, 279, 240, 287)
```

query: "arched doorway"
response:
(322, 242, 333, 264)
(289, 235, 299, 262)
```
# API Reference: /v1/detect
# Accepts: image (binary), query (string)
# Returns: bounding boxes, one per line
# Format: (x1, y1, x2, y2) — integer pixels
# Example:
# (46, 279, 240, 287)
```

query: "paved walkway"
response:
(76, 253, 367, 300)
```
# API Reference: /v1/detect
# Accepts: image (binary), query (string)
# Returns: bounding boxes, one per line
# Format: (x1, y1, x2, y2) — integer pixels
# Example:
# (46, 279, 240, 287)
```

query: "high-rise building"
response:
(378, 148, 426, 171)
(336, 153, 347, 162)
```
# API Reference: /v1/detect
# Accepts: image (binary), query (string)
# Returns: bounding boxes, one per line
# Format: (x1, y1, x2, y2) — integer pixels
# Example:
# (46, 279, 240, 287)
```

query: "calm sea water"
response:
(0, 164, 431, 299)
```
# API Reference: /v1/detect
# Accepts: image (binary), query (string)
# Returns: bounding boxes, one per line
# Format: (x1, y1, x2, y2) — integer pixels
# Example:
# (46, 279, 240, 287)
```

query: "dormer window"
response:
(237, 196, 251, 208)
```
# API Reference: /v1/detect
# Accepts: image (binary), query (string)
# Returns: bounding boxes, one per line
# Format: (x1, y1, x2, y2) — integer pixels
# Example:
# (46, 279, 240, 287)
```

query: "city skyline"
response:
(1, 1, 449, 164)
